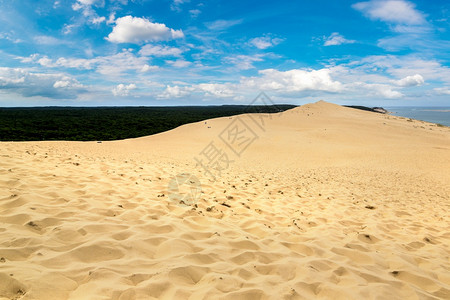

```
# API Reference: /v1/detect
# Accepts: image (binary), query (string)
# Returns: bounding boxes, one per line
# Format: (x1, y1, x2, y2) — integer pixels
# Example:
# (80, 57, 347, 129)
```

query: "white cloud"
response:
(249, 36, 283, 49)
(323, 32, 355, 46)
(19, 54, 39, 63)
(205, 19, 243, 31)
(225, 54, 265, 70)
(19, 50, 155, 76)
(376, 31, 443, 52)
(53, 77, 84, 89)
(0, 32, 22, 44)
(139, 45, 183, 57)
(353, 1, 433, 53)
(94, 51, 154, 75)
(241, 68, 343, 93)
(72, 0, 104, 20)
(189, 9, 201, 18)
(394, 74, 424, 87)
(352, 0, 426, 25)
(171, 0, 190, 12)
(156, 82, 236, 99)
(151, 66, 407, 101)
(112, 83, 137, 96)
(157, 85, 191, 98)
(111, 0, 128, 4)
(0, 67, 85, 99)
(62, 24, 77, 35)
(72, 2, 83, 10)
(37, 57, 53, 67)
(77, 0, 99, 5)
(433, 87, 450, 95)
(196, 83, 235, 98)
(72, 0, 104, 10)
(166, 59, 192, 68)
(140, 64, 159, 72)
(350, 55, 450, 84)
(34, 35, 62, 45)
(54, 57, 94, 69)
(106, 16, 184, 44)
(53, 80, 71, 88)
(91, 16, 106, 24)
(107, 12, 116, 24)
(350, 82, 403, 98)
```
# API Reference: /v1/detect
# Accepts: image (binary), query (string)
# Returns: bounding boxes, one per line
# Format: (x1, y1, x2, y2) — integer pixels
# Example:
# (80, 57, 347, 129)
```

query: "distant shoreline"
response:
(387, 107, 450, 127)
(421, 109, 450, 112)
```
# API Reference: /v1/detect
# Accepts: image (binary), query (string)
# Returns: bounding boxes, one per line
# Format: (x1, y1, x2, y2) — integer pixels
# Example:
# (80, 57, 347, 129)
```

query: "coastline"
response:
(387, 106, 450, 126)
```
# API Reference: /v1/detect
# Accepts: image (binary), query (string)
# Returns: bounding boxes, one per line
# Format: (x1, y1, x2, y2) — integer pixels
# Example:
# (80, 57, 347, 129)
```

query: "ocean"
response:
(386, 107, 450, 127)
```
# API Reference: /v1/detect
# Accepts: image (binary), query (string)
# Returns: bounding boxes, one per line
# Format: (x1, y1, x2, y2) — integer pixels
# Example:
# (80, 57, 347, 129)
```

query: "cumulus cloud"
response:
(19, 50, 156, 76)
(323, 32, 355, 46)
(37, 57, 54, 67)
(53, 80, 71, 88)
(107, 12, 116, 24)
(196, 83, 235, 98)
(157, 82, 236, 99)
(151, 65, 412, 101)
(249, 36, 283, 49)
(242, 68, 343, 93)
(151, 67, 405, 101)
(106, 16, 184, 44)
(394, 74, 424, 87)
(140, 64, 159, 72)
(53, 77, 84, 89)
(18, 54, 39, 63)
(94, 51, 154, 75)
(72, 0, 105, 24)
(433, 87, 450, 95)
(350, 82, 403, 98)
(112, 83, 137, 96)
(165, 59, 192, 68)
(91, 16, 106, 24)
(157, 85, 191, 98)
(352, 0, 426, 25)
(0, 67, 85, 99)
(139, 45, 183, 57)
(350, 55, 450, 84)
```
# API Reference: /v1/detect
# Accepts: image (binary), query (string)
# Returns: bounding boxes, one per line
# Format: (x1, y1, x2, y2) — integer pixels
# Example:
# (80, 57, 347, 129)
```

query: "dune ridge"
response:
(1, 101, 449, 299)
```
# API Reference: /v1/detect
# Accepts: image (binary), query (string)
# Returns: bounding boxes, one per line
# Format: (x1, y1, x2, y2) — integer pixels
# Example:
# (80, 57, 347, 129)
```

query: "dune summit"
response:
(1, 101, 449, 299)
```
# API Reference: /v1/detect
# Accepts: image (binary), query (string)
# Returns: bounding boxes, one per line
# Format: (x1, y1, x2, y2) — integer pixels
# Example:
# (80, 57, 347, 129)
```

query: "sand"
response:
(0, 101, 449, 299)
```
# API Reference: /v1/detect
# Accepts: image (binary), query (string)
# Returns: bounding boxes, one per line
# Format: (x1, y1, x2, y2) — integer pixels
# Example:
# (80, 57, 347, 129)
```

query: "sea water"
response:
(386, 107, 450, 127)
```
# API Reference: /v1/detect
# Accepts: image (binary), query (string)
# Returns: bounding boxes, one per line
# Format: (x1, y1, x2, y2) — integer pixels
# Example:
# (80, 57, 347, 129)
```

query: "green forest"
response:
(0, 105, 297, 141)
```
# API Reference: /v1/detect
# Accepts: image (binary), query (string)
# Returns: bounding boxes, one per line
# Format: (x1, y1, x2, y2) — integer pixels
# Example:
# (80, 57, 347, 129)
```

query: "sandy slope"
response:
(0, 101, 449, 299)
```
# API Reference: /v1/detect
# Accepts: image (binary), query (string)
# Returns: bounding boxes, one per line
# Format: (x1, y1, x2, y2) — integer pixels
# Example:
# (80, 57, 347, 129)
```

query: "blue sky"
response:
(0, 0, 449, 106)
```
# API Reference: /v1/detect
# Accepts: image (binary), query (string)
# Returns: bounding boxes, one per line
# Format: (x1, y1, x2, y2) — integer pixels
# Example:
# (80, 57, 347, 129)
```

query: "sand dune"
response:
(1, 101, 449, 299)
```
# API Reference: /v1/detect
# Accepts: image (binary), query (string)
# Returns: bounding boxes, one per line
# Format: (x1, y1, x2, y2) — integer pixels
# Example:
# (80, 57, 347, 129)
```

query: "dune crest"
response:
(1, 101, 449, 299)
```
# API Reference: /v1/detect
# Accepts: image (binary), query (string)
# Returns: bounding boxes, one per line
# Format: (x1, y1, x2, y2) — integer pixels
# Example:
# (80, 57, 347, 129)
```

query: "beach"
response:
(1, 101, 449, 299)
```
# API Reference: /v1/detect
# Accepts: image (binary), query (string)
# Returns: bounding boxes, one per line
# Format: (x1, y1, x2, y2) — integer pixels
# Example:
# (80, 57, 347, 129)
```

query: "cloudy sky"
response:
(0, 0, 449, 106)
